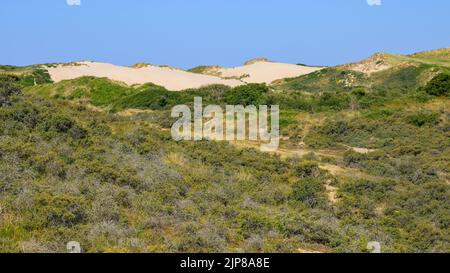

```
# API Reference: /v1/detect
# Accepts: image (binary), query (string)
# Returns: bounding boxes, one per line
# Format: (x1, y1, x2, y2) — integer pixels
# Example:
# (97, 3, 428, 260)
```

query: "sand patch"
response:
(47, 61, 243, 91)
(340, 53, 394, 74)
(47, 59, 323, 89)
(216, 60, 323, 84)
(342, 144, 377, 154)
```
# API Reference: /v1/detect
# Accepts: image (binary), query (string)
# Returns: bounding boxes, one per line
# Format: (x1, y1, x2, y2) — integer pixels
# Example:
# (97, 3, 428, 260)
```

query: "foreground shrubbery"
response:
(1, 64, 449, 253)
(1, 79, 350, 252)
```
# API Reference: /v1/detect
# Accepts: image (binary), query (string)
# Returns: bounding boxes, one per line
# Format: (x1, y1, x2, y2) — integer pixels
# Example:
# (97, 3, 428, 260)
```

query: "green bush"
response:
(316, 92, 351, 111)
(424, 74, 450, 97)
(291, 177, 326, 208)
(407, 111, 439, 127)
(32, 193, 87, 228)
(224, 83, 268, 106)
(343, 150, 368, 167)
(0, 75, 22, 106)
(295, 161, 321, 178)
(20, 69, 53, 87)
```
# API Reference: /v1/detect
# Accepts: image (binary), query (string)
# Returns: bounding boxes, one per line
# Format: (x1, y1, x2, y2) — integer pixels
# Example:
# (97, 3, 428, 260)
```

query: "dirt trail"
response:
(117, 109, 155, 117)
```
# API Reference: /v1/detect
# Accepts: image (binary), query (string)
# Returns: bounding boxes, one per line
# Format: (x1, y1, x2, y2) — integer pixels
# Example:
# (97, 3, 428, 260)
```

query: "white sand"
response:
(47, 60, 323, 91)
(216, 60, 323, 84)
(47, 62, 243, 91)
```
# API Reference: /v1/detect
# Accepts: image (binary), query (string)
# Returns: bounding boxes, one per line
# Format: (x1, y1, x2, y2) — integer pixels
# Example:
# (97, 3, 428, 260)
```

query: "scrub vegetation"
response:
(0, 49, 449, 253)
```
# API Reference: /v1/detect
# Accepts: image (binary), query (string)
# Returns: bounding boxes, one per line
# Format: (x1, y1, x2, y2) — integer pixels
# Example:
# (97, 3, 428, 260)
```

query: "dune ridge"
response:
(47, 60, 324, 90)
(47, 61, 243, 91)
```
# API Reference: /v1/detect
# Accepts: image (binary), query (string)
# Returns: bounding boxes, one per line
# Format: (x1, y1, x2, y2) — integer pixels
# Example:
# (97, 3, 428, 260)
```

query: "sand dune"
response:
(216, 60, 323, 84)
(47, 60, 323, 91)
(47, 61, 243, 91)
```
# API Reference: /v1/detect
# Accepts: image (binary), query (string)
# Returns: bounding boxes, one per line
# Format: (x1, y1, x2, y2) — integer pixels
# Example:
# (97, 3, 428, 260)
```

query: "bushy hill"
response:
(3, 70, 449, 253)
(244, 58, 271, 65)
(281, 49, 448, 95)
(409, 48, 450, 65)
(0, 65, 52, 87)
(30, 76, 135, 106)
(337, 48, 450, 75)
(0, 76, 349, 253)
(1, 49, 450, 253)
(188, 66, 223, 76)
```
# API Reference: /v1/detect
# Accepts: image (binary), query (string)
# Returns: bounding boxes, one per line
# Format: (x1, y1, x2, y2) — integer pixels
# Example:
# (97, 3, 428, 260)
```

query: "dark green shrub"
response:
(295, 161, 321, 178)
(423, 74, 450, 97)
(20, 69, 53, 87)
(316, 92, 351, 111)
(407, 111, 439, 127)
(224, 83, 268, 106)
(0, 75, 22, 106)
(320, 120, 349, 138)
(292, 177, 326, 208)
(33, 193, 87, 227)
(40, 116, 74, 133)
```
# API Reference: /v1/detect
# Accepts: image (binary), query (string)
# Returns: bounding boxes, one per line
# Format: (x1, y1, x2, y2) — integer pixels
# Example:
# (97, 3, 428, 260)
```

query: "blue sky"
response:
(1, 0, 449, 68)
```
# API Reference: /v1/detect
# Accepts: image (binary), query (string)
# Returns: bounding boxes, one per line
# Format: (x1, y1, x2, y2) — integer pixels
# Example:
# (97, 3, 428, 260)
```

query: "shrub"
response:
(291, 177, 326, 208)
(33, 193, 87, 227)
(0, 75, 22, 107)
(407, 111, 439, 127)
(295, 161, 321, 178)
(343, 150, 368, 167)
(20, 69, 53, 87)
(224, 83, 268, 106)
(320, 119, 349, 138)
(423, 74, 450, 97)
(316, 92, 351, 111)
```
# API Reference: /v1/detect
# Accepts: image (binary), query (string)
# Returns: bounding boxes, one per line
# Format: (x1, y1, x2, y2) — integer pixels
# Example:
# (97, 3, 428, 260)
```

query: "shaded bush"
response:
(32, 193, 87, 228)
(424, 74, 450, 97)
(294, 161, 321, 178)
(0, 75, 22, 107)
(291, 177, 326, 208)
(407, 111, 439, 127)
(224, 83, 268, 106)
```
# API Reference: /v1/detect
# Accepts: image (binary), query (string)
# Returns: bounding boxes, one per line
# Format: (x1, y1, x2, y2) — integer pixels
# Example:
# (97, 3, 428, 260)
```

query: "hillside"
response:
(409, 48, 450, 65)
(0, 48, 449, 253)
(338, 48, 450, 75)
(275, 48, 450, 93)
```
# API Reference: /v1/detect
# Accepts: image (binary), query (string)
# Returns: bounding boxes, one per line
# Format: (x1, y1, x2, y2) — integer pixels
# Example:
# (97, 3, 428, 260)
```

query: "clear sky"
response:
(1, 0, 449, 68)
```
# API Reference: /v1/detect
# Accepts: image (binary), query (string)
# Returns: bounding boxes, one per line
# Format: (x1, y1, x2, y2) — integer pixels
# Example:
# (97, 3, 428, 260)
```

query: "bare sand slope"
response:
(217, 60, 323, 84)
(47, 61, 243, 91)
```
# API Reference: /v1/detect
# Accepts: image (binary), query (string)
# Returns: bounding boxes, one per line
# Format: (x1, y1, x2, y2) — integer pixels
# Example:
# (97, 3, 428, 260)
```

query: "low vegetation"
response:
(1, 50, 449, 253)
